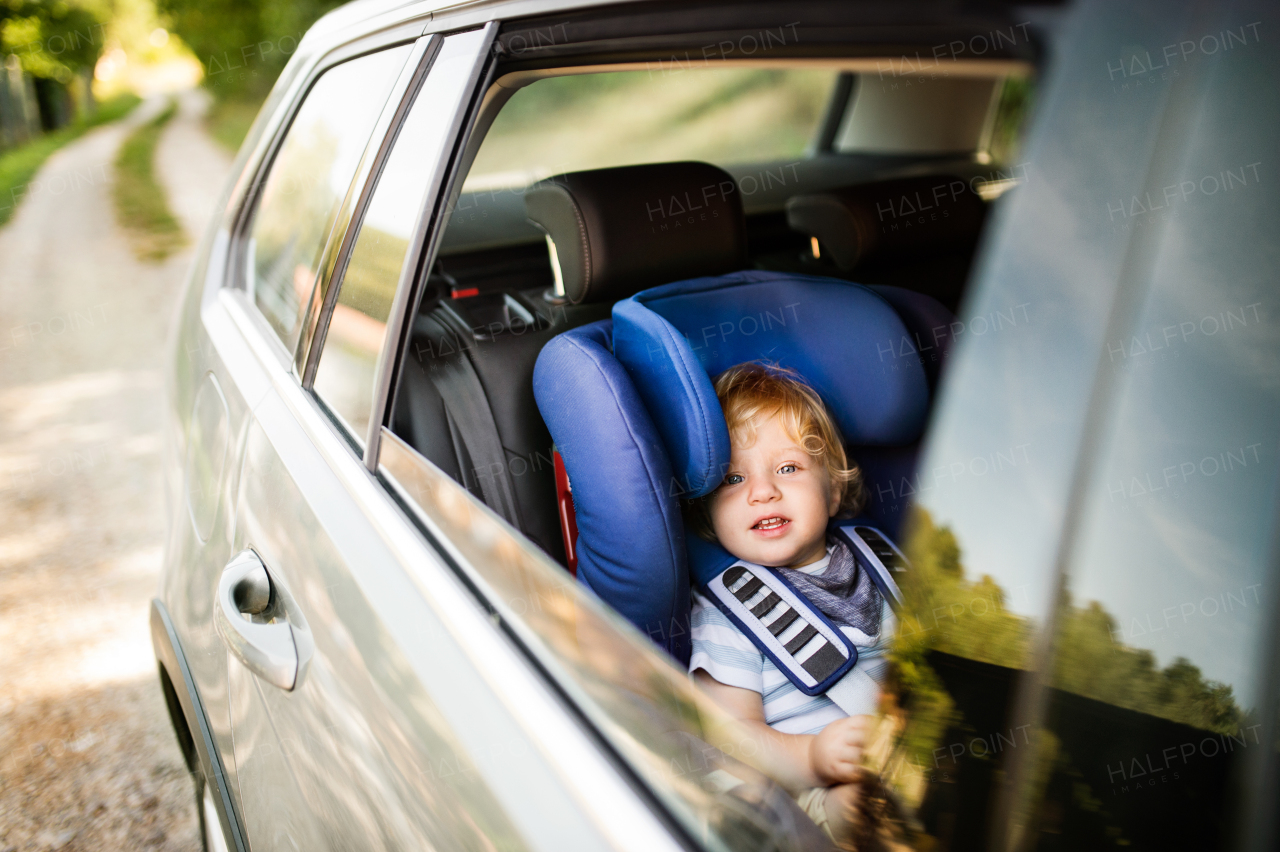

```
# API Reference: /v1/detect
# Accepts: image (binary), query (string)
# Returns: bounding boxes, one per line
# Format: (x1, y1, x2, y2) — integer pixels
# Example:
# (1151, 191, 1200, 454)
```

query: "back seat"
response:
(786, 174, 987, 311)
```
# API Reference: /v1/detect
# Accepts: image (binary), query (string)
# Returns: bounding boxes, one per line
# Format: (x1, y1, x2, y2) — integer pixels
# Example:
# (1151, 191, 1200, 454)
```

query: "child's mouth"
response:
(752, 517, 790, 532)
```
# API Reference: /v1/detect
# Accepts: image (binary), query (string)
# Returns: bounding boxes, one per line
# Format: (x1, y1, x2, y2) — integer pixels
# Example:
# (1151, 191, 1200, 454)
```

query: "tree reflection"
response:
(879, 507, 1252, 849)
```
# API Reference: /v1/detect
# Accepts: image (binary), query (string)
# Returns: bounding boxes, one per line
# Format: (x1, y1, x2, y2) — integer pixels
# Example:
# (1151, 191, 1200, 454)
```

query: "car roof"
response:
(302, 0, 634, 52)
(302, 0, 1047, 66)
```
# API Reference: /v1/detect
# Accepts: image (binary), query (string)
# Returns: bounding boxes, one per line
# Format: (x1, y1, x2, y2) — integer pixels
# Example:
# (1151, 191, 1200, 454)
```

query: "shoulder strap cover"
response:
(703, 525, 910, 699)
(829, 522, 907, 611)
(705, 562, 856, 696)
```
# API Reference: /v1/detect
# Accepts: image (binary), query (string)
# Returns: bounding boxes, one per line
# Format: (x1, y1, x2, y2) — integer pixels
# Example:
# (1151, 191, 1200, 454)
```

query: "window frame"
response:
(225, 24, 428, 375)
(357, 25, 502, 470)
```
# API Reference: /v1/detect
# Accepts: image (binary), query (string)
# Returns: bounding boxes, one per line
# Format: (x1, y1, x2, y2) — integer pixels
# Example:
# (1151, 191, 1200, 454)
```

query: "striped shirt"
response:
(690, 548, 892, 735)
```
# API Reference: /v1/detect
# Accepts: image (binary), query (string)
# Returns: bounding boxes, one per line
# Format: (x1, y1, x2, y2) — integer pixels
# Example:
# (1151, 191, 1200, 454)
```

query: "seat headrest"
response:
(524, 162, 748, 305)
(612, 270, 930, 498)
(786, 175, 986, 271)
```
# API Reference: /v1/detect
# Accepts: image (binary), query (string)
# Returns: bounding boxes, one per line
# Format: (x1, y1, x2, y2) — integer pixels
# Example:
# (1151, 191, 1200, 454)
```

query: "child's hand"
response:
(809, 715, 871, 785)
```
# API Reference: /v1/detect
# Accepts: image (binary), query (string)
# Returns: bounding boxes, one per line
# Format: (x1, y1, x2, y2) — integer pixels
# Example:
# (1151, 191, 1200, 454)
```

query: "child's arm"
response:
(694, 669, 870, 792)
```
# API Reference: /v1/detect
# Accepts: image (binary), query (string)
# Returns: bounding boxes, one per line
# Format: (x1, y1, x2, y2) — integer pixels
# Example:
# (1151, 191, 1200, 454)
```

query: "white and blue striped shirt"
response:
(690, 549, 892, 735)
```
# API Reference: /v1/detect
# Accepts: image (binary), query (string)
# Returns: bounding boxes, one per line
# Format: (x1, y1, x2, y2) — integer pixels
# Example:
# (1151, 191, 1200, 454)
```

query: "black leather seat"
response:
(785, 175, 988, 311)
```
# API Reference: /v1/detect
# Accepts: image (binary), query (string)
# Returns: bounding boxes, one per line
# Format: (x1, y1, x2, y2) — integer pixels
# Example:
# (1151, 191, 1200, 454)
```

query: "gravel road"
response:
(0, 89, 233, 852)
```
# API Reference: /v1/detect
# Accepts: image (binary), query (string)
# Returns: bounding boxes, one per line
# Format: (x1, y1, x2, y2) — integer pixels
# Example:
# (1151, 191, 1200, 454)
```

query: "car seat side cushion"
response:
(612, 299, 731, 500)
(533, 321, 692, 659)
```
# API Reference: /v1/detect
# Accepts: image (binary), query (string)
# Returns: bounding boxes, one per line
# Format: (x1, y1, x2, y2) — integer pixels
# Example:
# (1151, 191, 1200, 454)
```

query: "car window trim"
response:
(298, 35, 442, 389)
(363, 23, 500, 470)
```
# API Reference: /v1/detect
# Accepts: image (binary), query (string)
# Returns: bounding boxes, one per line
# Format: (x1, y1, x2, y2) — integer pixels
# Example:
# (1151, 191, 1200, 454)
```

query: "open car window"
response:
(381, 45, 1040, 850)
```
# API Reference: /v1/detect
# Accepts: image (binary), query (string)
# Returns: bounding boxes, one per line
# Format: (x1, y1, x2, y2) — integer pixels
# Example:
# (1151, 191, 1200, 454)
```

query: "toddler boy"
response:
(687, 362, 893, 845)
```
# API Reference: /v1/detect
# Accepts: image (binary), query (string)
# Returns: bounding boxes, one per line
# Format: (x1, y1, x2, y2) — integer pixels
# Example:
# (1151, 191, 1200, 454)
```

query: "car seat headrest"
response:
(524, 162, 748, 305)
(612, 270, 930, 498)
(786, 175, 986, 271)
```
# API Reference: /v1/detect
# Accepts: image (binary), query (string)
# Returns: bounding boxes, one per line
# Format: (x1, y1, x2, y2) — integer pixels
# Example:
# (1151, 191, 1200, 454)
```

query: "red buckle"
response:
(552, 449, 578, 576)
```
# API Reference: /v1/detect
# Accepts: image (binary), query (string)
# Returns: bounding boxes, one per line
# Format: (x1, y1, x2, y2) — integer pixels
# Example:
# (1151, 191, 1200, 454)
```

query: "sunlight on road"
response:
(0, 90, 231, 852)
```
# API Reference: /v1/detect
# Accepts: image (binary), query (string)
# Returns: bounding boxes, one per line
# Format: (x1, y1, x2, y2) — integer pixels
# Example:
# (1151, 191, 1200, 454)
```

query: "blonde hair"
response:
(687, 362, 864, 541)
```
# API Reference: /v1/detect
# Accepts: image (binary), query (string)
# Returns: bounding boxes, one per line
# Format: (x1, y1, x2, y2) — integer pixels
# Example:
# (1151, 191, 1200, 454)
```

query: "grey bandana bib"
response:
(776, 538, 882, 639)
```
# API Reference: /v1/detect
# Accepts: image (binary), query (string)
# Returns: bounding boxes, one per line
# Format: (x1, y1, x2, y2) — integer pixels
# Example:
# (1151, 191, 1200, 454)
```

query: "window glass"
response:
(246, 46, 410, 351)
(887, 3, 1279, 849)
(464, 69, 838, 192)
(833, 76, 1002, 156)
(1020, 36, 1280, 848)
(314, 34, 487, 444)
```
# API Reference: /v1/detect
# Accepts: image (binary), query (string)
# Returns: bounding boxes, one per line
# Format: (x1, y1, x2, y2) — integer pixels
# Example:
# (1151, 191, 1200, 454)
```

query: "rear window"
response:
(464, 68, 840, 192)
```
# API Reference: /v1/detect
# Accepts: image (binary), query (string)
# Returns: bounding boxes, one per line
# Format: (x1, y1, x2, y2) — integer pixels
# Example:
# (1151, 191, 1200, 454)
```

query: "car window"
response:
(1018, 24, 1280, 847)
(245, 46, 411, 353)
(313, 35, 485, 445)
(888, 3, 1279, 849)
(833, 75, 1006, 156)
(464, 68, 839, 192)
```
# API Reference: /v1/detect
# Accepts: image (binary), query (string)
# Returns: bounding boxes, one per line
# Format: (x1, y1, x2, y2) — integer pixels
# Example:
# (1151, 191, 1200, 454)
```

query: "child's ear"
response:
(827, 477, 842, 517)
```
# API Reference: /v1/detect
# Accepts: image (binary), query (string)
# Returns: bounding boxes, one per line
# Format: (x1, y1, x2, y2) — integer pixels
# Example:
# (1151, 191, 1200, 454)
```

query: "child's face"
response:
(708, 411, 839, 568)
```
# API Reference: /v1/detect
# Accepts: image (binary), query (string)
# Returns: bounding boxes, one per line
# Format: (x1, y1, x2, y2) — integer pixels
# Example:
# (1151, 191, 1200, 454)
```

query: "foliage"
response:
(112, 98, 183, 260)
(468, 68, 837, 186)
(0, 91, 138, 227)
(204, 90, 261, 152)
(988, 75, 1034, 164)
(156, 0, 343, 99)
(0, 0, 105, 82)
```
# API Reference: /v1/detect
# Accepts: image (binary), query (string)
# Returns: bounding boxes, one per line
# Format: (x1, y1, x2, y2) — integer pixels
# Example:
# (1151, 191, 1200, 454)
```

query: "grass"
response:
(205, 92, 266, 153)
(0, 93, 142, 228)
(113, 99, 186, 262)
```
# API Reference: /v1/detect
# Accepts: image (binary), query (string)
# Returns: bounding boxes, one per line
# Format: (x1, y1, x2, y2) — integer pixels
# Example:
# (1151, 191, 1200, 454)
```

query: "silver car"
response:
(153, 0, 1280, 849)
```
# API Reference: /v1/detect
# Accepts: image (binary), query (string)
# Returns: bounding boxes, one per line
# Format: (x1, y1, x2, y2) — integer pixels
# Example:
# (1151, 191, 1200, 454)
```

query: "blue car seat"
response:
(528, 162, 957, 662)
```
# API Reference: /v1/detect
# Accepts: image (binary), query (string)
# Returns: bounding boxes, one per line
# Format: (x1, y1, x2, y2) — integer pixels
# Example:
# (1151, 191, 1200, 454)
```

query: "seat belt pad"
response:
(830, 524, 907, 611)
(705, 564, 857, 696)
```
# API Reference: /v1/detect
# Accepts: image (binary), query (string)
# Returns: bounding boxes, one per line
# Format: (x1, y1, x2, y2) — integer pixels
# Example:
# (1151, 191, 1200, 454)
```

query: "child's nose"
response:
(748, 475, 781, 503)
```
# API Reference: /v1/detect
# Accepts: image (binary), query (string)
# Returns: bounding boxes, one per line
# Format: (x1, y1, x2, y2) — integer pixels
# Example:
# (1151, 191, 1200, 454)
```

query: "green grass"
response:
(205, 92, 266, 153)
(0, 93, 142, 228)
(113, 100, 186, 262)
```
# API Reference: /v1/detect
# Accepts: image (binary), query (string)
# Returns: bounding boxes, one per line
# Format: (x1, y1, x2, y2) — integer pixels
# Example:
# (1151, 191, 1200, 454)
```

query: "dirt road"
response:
(0, 89, 233, 851)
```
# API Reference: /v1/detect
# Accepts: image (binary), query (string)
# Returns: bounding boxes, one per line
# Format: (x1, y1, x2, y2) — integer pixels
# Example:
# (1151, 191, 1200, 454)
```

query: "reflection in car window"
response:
(887, 6, 1280, 848)
(1019, 73, 1280, 850)
(463, 69, 838, 192)
(314, 34, 483, 444)
(378, 434, 830, 852)
(246, 46, 410, 352)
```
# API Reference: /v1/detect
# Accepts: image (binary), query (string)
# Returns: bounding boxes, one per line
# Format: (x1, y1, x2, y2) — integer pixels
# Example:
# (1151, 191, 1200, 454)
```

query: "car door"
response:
(209, 19, 686, 851)
(213, 26, 529, 852)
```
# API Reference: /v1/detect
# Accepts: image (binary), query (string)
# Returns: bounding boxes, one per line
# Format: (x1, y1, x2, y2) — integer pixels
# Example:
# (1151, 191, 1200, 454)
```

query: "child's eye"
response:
(724, 473, 745, 486)
(778, 464, 798, 475)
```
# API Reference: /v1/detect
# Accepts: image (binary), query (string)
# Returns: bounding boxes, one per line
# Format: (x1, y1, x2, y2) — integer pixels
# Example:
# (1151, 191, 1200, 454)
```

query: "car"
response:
(151, 0, 1279, 849)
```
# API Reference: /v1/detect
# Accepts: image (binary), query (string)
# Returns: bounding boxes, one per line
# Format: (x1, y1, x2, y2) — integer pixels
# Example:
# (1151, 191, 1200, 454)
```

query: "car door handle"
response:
(215, 549, 303, 691)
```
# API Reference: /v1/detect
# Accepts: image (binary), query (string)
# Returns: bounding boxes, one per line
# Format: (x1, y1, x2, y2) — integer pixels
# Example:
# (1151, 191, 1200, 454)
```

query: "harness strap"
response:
(703, 524, 910, 712)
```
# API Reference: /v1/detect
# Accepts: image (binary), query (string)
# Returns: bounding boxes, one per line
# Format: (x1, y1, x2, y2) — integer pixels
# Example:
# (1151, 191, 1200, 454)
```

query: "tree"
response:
(1, 1, 105, 81)
(157, 0, 344, 97)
